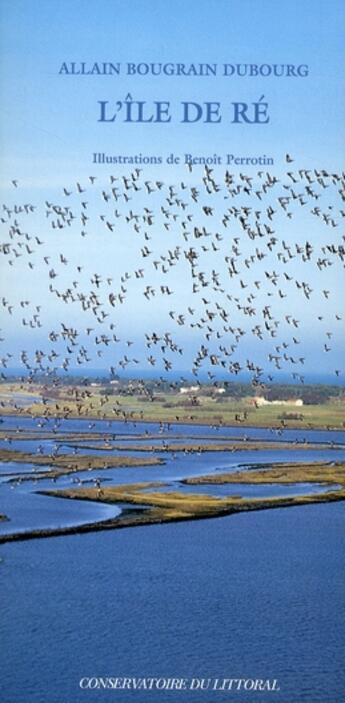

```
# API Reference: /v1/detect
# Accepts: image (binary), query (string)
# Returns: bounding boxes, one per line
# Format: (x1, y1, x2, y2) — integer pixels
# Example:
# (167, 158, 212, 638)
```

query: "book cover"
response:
(1, 2, 344, 703)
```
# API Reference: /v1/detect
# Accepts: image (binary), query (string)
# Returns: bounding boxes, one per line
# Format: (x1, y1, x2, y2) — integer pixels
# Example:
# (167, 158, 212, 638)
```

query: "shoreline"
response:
(1, 417, 344, 545)
(0, 448, 163, 483)
(182, 460, 345, 486)
(62, 440, 345, 452)
(1, 408, 344, 431)
(1, 489, 345, 544)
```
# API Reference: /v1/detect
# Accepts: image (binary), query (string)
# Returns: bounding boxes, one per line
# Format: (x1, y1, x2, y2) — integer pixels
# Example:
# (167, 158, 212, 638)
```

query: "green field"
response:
(1, 381, 344, 429)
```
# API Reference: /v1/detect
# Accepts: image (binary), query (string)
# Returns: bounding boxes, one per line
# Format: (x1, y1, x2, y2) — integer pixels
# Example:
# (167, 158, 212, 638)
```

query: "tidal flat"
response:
(63, 440, 344, 453)
(1, 414, 345, 544)
(45, 459, 345, 517)
(183, 461, 345, 486)
(0, 448, 163, 482)
(1, 460, 345, 543)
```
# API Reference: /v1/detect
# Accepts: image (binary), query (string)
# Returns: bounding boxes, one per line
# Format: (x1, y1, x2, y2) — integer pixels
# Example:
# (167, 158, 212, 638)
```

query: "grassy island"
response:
(63, 439, 344, 453)
(1, 461, 345, 544)
(183, 460, 345, 487)
(0, 448, 163, 482)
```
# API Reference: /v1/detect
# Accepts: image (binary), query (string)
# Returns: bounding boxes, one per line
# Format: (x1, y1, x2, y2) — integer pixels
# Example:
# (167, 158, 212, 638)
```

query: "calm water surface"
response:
(1, 503, 344, 703)
(1, 417, 344, 703)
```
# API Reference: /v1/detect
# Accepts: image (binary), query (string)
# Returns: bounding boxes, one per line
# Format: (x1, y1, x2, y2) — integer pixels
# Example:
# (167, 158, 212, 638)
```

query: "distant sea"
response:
(3, 367, 344, 386)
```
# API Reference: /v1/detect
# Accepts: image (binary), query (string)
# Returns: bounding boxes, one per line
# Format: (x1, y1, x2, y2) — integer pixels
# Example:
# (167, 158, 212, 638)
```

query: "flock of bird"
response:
(0, 156, 344, 411)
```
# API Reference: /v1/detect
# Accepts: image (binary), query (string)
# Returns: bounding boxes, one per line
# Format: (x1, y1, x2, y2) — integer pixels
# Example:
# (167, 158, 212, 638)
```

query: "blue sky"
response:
(0, 1, 344, 381)
(1, 0, 344, 179)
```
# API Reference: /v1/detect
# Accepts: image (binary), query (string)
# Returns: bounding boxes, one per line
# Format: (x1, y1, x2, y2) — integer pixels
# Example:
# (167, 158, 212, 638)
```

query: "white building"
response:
(254, 397, 304, 407)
